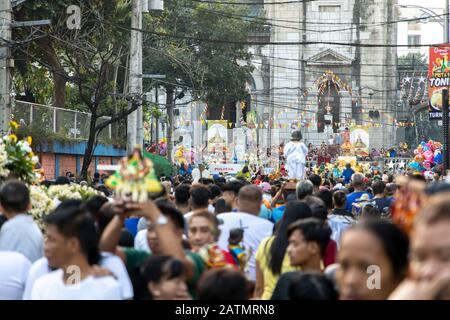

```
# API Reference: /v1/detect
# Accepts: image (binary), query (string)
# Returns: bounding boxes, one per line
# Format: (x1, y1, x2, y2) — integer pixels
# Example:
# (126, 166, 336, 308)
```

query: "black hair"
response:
(54, 199, 83, 213)
(333, 190, 347, 208)
(44, 206, 101, 265)
(190, 185, 211, 209)
(208, 184, 222, 200)
(309, 174, 322, 188)
(350, 220, 409, 279)
(54, 176, 71, 185)
(287, 218, 332, 258)
(97, 203, 115, 235)
(0, 180, 30, 213)
(197, 269, 249, 300)
(83, 195, 108, 219)
(214, 198, 232, 214)
(154, 198, 185, 230)
(269, 201, 313, 275)
(140, 255, 185, 299)
(222, 180, 245, 195)
(119, 229, 134, 247)
(310, 204, 328, 221)
(288, 272, 338, 300)
(174, 184, 191, 205)
(242, 166, 249, 174)
(96, 185, 111, 197)
(317, 189, 333, 210)
(409, 173, 426, 182)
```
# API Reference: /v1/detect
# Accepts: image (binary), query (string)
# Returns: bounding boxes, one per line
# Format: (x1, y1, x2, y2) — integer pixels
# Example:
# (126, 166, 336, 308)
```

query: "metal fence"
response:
(11, 100, 126, 142)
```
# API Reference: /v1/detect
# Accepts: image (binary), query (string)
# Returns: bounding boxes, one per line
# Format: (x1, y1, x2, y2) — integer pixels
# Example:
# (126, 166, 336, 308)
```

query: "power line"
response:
(187, 0, 320, 5)
(115, 22, 441, 47)
(183, 2, 450, 27)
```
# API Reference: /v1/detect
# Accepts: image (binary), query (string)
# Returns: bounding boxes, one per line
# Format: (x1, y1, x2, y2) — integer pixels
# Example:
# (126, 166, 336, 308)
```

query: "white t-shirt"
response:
(0, 214, 44, 263)
(31, 269, 121, 300)
(0, 251, 31, 300)
(327, 214, 356, 249)
(23, 252, 133, 300)
(216, 212, 274, 281)
(134, 229, 150, 252)
(184, 207, 213, 222)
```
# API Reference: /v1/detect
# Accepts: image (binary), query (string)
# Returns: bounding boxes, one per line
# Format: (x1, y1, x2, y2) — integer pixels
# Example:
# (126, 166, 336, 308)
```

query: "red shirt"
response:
(324, 239, 337, 267)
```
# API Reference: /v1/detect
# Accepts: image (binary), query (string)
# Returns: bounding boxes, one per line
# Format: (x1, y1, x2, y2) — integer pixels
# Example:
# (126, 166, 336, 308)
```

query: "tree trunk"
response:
(35, 37, 66, 108)
(166, 86, 174, 164)
(80, 115, 98, 180)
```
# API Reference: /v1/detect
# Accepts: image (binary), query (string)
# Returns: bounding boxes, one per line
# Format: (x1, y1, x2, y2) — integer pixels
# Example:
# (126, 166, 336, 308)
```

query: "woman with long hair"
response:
(254, 201, 312, 299)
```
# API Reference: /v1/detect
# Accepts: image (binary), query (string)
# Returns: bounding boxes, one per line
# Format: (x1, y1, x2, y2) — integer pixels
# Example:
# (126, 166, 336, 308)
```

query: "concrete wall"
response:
(36, 142, 126, 180)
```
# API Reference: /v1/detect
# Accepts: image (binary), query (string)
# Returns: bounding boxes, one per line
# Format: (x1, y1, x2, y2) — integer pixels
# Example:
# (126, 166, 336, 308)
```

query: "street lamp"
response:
(396, 4, 445, 26)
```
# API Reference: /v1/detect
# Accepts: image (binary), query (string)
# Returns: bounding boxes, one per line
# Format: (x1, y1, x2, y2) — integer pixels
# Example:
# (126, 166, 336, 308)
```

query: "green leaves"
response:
(142, 0, 264, 111)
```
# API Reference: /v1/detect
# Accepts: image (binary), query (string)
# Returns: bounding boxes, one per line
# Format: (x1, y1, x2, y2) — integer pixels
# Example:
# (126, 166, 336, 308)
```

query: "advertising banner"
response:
(429, 46, 450, 120)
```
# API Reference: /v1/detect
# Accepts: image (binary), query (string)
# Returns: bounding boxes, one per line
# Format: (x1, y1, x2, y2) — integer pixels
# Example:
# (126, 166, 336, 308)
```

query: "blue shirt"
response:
(374, 197, 393, 211)
(124, 217, 140, 238)
(342, 168, 355, 184)
(346, 191, 373, 212)
(271, 206, 286, 223)
(259, 205, 273, 221)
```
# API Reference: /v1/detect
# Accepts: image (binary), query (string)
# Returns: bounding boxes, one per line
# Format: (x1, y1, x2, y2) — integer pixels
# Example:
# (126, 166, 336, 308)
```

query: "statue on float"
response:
(283, 129, 308, 179)
(340, 127, 354, 156)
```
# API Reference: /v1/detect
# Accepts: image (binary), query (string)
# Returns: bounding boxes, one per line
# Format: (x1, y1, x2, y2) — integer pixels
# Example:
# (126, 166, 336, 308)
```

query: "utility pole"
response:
(127, 0, 143, 153)
(0, 0, 12, 135)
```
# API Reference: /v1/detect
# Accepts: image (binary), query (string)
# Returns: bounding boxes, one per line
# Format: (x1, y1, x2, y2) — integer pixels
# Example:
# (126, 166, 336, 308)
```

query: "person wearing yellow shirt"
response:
(254, 201, 313, 299)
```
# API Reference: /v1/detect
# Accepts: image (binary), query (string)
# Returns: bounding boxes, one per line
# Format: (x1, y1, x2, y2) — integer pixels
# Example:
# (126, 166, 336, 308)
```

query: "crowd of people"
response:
(1, 156, 450, 300)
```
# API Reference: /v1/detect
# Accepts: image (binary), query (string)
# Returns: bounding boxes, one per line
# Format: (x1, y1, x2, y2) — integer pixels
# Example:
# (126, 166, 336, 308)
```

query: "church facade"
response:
(248, 0, 399, 155)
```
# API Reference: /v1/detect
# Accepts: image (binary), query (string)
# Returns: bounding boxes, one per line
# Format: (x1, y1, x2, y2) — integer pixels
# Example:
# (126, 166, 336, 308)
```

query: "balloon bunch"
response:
(408, 140, 443, 175)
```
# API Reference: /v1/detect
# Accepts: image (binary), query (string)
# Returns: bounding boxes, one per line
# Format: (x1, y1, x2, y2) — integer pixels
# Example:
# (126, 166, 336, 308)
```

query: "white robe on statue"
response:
(284, 141, 308, 179)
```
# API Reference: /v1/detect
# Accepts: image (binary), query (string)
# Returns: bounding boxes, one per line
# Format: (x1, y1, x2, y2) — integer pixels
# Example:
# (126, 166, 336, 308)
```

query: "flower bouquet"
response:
(46, 184, 100, 201)
(105, 148, 163, 203)
(29, 185, 57, 231)
(0, 121, 41, 184)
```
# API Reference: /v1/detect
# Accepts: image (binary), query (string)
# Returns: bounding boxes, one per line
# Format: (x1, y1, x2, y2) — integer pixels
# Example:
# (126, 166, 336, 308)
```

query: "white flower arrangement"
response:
(29, 185, 57, 231)
(47, 184, 100, 201)
(0, 143, 10, 178)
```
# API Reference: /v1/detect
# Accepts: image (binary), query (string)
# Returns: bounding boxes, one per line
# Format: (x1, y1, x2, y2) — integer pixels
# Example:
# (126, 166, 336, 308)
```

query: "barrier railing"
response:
(11, 100, 125, 141)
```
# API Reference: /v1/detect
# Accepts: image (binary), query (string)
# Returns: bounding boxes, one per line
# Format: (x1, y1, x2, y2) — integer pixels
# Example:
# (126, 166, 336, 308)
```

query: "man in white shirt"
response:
(0, 251, 31, 300)
(217, 185, 274, 281)
(184, 184, 212, 221)
(23, 252, 133, 300)
(30, 205, 121, 300)
(0, 181, 44, 262)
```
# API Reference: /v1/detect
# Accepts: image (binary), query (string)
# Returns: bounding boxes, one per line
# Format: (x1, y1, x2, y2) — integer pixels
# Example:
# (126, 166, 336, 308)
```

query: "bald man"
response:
(216, 185, 274, 281)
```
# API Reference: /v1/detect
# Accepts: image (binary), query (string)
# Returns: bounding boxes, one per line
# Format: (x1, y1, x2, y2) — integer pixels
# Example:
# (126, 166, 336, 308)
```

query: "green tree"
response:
(142, 0, 262, 161)
(13, 0, 134, 179)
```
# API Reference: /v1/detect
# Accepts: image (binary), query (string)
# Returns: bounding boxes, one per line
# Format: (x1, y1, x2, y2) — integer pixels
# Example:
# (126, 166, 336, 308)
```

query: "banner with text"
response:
(209, 164, 243, 174)
(429, 46, 450, 120)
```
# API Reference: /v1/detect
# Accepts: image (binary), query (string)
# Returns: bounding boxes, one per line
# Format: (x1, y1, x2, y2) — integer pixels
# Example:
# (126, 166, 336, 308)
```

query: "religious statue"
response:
(340, 127, 354, 156)
(354, 134, 369, 158)
(283, 130, 308, 179)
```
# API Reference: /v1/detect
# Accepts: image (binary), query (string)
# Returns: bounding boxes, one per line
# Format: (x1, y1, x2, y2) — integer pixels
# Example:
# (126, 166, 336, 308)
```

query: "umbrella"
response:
(144, 151, 174, 177)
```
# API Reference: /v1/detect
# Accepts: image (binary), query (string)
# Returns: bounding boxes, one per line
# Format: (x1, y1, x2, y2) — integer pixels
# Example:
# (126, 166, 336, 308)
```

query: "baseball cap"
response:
(259, 182, 271, 193)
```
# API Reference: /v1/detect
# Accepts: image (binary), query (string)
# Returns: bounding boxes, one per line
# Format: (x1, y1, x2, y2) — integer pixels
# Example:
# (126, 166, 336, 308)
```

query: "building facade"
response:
(249, 0, 399, 155)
